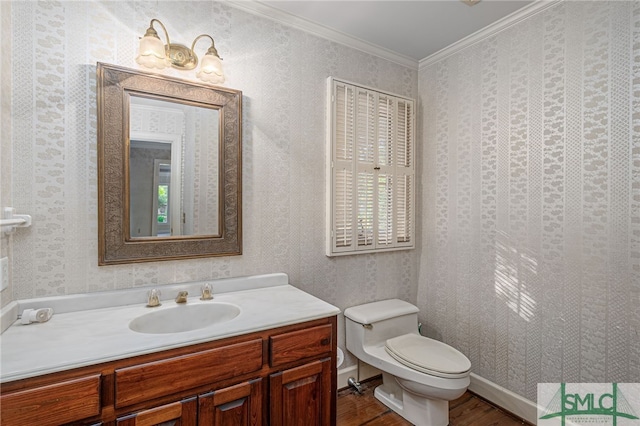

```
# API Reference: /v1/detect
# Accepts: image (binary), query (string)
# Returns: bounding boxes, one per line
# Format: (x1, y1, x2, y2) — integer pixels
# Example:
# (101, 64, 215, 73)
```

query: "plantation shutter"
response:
(356, 88, 375, 249)
(333, 82, 355, 250)
(395, 99, 413, 245)
(326, 78, 415, 256)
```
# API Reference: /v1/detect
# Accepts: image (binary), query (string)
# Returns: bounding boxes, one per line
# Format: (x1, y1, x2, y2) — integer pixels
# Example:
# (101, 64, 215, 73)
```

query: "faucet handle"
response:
(175, 290, 189, 304)
(147, 289, 161, 308)
(200, 283, 214, 300)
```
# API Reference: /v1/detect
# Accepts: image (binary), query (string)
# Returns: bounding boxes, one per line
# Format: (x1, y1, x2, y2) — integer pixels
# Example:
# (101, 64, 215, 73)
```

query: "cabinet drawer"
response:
(0, 374, 101, 426)
(115, 339, 263, 408)
(269, 324, 332, 367)
(117, 397, 197, 426)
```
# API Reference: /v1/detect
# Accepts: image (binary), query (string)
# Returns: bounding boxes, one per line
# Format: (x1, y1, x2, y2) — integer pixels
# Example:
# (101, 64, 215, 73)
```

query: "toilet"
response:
(344, 299, 471, 426)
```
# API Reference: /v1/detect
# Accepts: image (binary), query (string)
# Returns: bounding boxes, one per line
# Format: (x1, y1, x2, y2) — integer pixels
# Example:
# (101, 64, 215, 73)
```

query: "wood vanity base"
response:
(1, 316, 337, 426)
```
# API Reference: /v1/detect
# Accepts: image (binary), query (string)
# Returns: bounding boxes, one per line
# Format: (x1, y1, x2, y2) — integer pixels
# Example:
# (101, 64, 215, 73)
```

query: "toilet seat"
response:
(385, 334, 471, 379)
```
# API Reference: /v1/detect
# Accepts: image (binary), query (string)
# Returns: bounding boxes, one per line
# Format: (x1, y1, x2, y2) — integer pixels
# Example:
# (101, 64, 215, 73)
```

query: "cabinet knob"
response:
(320, 338, 330, 346)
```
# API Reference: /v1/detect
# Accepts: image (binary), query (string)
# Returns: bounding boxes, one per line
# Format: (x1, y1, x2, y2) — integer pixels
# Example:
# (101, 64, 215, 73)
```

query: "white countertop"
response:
(0, 273, 340, 383)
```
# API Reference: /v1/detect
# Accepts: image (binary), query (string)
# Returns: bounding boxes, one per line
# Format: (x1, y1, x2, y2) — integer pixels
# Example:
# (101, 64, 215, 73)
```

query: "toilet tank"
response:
(344, 299, 420, 355)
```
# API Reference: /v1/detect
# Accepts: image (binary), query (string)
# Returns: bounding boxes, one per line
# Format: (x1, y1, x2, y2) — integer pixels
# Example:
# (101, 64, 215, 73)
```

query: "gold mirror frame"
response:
(97, 63, 242, 265)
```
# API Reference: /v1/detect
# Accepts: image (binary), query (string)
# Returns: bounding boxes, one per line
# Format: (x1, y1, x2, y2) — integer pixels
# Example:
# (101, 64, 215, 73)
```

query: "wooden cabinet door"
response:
(116, 397, 197, 426)
(269, 358, 332, 426)
(198, 379, 262, 426)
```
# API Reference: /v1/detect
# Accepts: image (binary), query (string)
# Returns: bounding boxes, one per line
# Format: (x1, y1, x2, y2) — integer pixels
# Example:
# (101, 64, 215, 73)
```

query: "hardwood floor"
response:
(337, 377, 531, 426)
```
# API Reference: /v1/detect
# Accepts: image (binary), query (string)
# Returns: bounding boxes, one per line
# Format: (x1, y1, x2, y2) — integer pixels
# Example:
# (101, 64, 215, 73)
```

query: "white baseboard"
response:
(468, 373, 537, 424)
(338, 361, 382, 391)
(338, 365, 358, 390)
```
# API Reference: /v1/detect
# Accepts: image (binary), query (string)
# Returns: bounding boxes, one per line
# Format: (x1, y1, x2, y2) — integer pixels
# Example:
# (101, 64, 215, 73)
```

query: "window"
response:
(326, 77, 415, 256)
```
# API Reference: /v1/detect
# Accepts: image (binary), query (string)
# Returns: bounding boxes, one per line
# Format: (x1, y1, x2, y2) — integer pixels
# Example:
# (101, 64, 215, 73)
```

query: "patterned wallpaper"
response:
(1, 1, 13, 308)
(418, 1, 639, 401)
(8, 0, 639, 403)
(7, 1, 417, 362)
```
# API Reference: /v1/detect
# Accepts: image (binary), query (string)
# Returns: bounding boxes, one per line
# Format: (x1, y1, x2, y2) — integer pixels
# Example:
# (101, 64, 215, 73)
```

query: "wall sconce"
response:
(136, 18, 225, 84)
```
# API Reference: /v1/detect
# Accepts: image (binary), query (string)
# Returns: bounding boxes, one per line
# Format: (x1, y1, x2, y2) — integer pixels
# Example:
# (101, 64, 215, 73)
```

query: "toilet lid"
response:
(385, 334, 471, 378)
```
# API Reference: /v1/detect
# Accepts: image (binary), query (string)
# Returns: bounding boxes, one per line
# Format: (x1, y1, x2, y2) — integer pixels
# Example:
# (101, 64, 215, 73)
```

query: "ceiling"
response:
(258, 1, 533, 64)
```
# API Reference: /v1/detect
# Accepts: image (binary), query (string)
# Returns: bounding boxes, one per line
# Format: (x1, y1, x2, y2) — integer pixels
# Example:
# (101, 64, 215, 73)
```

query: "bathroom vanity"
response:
(0, 274, 339, 426)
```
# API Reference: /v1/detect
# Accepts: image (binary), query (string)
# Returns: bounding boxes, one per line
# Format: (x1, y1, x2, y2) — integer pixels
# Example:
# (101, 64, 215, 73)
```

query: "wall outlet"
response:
(0, 257, 8, 291)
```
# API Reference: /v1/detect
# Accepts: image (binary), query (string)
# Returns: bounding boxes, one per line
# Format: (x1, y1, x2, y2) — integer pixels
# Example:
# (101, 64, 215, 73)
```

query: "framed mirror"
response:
(97, 63, 241, 265)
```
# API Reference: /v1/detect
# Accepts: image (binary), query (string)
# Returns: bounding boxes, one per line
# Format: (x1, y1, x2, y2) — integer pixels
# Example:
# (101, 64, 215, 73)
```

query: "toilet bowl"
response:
(344, 299, 471, 426)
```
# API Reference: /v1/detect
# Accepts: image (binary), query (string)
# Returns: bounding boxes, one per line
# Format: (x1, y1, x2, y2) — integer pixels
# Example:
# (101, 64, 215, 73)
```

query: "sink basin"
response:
(129, 303, 241, 334)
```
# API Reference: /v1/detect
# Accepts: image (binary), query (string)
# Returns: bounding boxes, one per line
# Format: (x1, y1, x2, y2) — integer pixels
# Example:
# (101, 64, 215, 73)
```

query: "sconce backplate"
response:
(167, 43, 198, 70)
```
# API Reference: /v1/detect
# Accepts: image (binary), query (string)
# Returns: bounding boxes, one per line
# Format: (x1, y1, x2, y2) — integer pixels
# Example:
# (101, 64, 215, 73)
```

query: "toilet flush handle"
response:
(363, 323, 373, 330)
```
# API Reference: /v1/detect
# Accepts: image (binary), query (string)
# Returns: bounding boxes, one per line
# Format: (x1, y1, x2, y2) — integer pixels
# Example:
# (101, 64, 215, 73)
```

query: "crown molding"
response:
(226, 0, 420, 70)
(225, 0, 561, 73)
(418, 0, 562, 70)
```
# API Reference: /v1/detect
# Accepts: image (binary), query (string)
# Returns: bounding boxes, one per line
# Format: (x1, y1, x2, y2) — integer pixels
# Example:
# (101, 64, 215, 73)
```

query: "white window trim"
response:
(326, 77, 415, 257)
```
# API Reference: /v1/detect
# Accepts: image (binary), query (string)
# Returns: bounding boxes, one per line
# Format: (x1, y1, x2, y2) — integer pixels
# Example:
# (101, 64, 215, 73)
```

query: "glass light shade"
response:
(196, 54, 225, 84)
(136, 35, 169, 69)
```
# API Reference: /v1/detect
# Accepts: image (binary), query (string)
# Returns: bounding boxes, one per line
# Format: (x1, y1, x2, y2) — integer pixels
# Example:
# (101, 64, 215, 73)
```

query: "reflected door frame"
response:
(130, 130, 183, 237)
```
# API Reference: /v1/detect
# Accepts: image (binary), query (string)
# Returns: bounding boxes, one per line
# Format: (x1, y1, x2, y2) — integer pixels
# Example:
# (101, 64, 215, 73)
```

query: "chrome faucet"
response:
(200, 283, 214, 300)
(175, 290, 189, 304)
(147, 289, 161, 307)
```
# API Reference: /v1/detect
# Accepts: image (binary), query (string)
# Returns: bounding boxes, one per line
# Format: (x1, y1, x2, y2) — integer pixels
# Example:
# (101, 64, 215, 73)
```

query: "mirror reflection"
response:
(129, 96, 220, 238)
